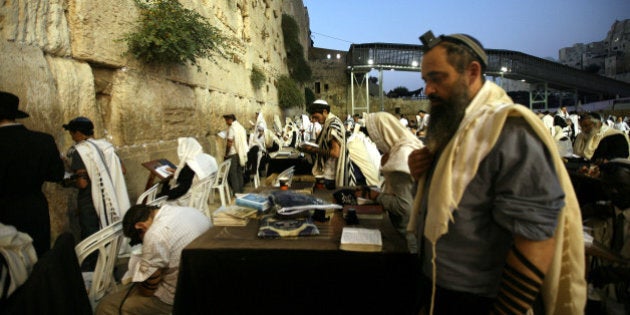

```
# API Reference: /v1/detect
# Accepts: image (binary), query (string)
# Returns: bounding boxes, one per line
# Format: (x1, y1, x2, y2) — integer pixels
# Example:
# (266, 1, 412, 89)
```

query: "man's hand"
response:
(408, 147, 434, 180)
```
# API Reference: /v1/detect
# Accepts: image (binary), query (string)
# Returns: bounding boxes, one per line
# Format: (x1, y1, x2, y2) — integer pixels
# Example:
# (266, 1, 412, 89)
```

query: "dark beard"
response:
(425, 78, 470, 153)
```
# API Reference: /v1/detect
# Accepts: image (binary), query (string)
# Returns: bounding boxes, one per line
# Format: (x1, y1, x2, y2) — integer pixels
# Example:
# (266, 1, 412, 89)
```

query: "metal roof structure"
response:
(346, 43, 630, 114)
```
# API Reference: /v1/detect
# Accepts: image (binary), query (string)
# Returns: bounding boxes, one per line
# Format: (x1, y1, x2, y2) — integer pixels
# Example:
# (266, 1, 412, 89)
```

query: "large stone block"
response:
(66, 0, 137, 66)
(0, 42, 62, 137)
(45, 56, 99, 149)
(0, 0, 71, 56)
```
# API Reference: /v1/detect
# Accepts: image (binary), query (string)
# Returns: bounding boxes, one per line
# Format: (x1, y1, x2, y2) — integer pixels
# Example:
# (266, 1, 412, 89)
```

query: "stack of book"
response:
(235, 193, 271, 212)
(212, 206, 258, 226)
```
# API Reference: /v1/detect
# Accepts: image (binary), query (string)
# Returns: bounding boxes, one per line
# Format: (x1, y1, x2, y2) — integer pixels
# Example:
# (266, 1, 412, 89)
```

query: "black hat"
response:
(63, 116, 94, 134)
(0, 91, 29, 119)
(419, 30, 488, 68)
(223, 114, 236, 120)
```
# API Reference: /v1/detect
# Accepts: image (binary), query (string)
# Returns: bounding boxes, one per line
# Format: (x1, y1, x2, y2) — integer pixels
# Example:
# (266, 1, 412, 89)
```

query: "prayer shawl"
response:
(0, 223, 37, 298)
(573, 124, 630, 160)
(74, 139, 130, 229)
(174, 137, 217, 181)
(256, 112, 267, 130)
(313, 113, 348, 187)
(229, 120, 248, 167)
(346, 126, 381, 186)
(410, 81, 586, 314)
(365, 112, 424, 176)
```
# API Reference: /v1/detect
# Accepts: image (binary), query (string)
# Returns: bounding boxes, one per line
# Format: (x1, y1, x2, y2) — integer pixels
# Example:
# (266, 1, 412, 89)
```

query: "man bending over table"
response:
(96, 204, 210, 314)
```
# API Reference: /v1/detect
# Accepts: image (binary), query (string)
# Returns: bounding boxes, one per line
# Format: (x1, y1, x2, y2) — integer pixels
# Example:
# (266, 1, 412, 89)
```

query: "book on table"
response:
(212, 205, 258, 226)
(342, 205, 384, 220)
(339, 227, 382, 252)
(235, 193, 271, 212)
(300, 141, 319, 148)
(142, 159, 177, 180)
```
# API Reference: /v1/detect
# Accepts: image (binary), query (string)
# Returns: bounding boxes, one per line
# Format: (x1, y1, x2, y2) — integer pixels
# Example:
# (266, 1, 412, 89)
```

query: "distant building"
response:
(559, 19, 630, 83)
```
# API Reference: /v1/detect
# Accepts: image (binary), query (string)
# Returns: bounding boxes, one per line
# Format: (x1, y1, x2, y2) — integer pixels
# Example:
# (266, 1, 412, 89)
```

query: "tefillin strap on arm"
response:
(491, 245, 545, 315)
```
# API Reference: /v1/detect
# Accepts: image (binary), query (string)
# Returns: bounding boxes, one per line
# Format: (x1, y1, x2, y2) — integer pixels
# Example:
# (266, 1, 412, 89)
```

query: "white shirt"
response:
(226, 125, 237, 156)
(399, 117, 409, 127)
(131, 205, 211, 305)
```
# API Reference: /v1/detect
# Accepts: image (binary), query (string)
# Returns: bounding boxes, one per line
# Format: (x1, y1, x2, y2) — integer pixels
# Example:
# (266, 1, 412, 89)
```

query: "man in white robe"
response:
(64, 117, 130, 240)
(223, 114, 248, 194)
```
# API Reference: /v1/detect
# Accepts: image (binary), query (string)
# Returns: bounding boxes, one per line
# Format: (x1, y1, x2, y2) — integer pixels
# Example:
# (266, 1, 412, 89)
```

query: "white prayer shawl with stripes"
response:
(313, 112, 348, 187)
(74, 139, 130, 229)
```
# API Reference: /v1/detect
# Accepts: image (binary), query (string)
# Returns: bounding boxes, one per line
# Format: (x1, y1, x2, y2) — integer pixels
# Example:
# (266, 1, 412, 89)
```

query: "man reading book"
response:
(358, 112, 424, 253)
(158, 137, 217, 204)
(300, 99, 348, 189)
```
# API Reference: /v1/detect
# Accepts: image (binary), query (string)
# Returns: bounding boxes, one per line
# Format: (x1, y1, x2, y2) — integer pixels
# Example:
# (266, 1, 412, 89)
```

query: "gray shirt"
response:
(377, 171, 417, 252)
(418, 117, 565, 297)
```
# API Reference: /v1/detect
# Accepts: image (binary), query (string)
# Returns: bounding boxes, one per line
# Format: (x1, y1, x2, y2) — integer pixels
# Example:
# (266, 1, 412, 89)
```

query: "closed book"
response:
(212, 205, 257, 226)
(235, 193, 270, 211)
(300, 141, 319, 148)
(339, 227, 382, 252)
(342, 205, 384, 220)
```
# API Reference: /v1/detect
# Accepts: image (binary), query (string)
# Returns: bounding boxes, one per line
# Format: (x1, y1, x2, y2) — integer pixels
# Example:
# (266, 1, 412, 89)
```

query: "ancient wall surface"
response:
(0, 0, 308, 240)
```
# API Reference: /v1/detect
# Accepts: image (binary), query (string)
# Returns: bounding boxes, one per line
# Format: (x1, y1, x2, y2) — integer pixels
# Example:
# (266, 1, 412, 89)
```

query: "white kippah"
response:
(312, 99, 328, 106)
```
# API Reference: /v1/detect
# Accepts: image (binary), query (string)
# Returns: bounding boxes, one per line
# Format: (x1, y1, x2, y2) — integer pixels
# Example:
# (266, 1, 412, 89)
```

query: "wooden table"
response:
(173, 209, 421, 315)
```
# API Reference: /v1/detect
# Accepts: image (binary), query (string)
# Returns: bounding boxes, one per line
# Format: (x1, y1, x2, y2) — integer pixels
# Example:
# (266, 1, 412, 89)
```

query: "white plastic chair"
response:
(253, 152, 264, 189)
(148, 196, 168, 207)
(211, 159, 232, 207)
(183, 174, 215, 217)
(75, 221, 123, 310)
(136, 183, 160, 205)
(273, 166, 295, 187)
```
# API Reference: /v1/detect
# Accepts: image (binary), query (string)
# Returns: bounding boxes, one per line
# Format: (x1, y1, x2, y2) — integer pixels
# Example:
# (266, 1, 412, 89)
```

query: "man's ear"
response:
(467, 61, 482, 84)
(135, 222, 145, 231)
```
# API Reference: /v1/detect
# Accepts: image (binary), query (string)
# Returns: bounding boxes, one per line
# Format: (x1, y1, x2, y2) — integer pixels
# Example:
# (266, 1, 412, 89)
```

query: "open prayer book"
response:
(339, 227, 382, 252)
(142, 159, 176, 180)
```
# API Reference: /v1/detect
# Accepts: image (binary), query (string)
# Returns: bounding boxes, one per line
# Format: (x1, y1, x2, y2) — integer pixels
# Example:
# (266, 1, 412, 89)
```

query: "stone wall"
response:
(0, 0, 308, 241)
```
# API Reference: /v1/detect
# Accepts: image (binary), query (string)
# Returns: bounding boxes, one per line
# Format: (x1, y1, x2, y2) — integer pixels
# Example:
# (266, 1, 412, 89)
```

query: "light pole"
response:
(500, 66, 508, 89)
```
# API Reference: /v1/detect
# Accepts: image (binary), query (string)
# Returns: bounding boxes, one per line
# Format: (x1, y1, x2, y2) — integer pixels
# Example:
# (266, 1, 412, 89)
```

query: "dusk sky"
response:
(303, 0, 630, 92)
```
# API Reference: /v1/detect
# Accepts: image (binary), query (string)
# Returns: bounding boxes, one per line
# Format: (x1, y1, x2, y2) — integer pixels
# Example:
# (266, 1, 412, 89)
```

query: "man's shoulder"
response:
(3, 125, 55, 141)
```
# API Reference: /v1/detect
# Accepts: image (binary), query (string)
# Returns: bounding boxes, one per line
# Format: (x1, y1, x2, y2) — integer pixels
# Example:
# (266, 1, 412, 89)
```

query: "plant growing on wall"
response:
(277, 75, 303, 110)
(122, 0, 231, 67)
(250, 65, 266, 90)
(281, 14, 312, 83)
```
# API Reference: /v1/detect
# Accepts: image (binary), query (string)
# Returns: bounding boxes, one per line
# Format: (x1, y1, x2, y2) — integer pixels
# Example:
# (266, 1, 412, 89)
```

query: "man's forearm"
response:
(138, 269, 163, 296)
(492, 236, 555, 314)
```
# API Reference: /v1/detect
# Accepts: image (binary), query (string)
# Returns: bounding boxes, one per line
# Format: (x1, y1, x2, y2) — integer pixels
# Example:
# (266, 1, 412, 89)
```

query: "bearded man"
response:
(407, 31, 586, 314)
(573, 112, 629, 163)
